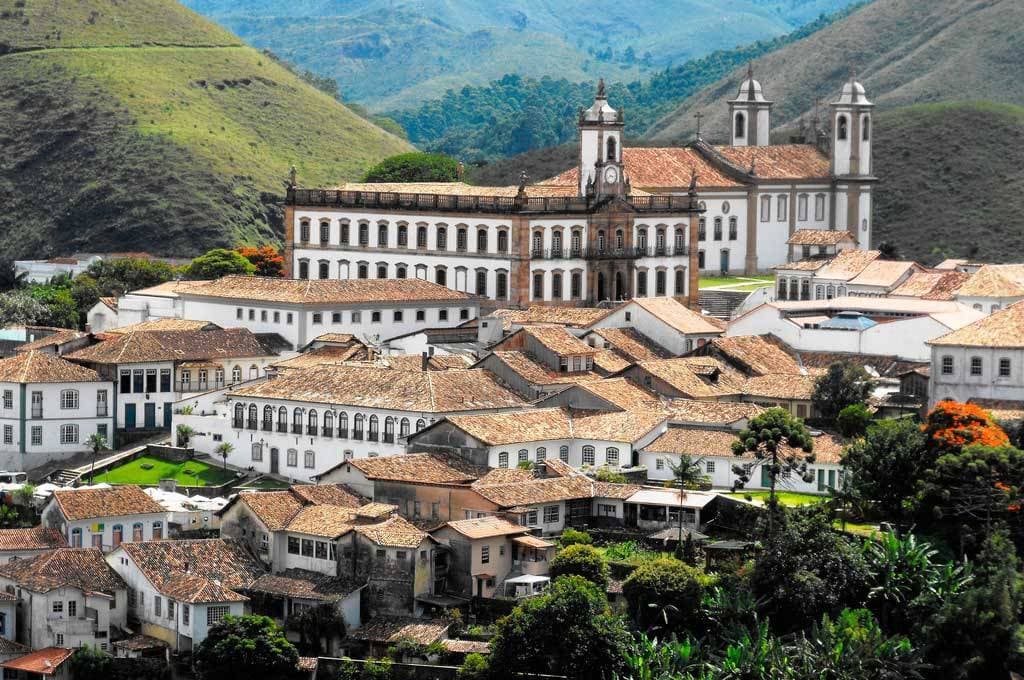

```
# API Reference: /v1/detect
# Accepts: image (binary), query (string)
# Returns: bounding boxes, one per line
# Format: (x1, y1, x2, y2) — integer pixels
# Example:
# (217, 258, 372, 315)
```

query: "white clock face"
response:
(604, 166, 619, 184)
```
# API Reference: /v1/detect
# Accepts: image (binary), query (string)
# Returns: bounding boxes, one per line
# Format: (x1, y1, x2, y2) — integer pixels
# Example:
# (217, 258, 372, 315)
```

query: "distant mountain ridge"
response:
(0, 0, 410, 260)
(181, 0, 860, 109)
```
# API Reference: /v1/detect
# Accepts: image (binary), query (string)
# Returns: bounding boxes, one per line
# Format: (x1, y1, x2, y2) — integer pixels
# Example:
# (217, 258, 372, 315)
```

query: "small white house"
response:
(589, 296, 723, 355)
(42, 485, 168, 550)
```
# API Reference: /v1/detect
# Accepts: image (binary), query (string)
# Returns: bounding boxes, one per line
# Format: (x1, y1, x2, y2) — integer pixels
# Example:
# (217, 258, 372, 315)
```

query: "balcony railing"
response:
(291, 424, 303, 434)
(383, 433, 395, 444)
(232, 418, 244, 429)
(321, 426, 334, 438)
(306, 424, 317, 436)
(287, 188, 700, 215)
(352, 431, 363, 441)
(528, 245, 689, 260)
(277, 423, 288, 433)
(262, 421, 273, 432)
(337, 429, 348, 439)
(367, 432, 379, 442)
(96, 407, 108, 417)
(246, 419, 258, 430)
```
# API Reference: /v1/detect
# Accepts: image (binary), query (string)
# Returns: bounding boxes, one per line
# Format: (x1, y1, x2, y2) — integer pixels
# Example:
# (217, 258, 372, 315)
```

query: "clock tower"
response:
(578, 79, 628, 199)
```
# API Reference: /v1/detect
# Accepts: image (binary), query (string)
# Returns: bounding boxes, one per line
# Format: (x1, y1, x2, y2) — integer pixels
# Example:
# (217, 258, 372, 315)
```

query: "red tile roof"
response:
(117, 538, 264, 603)
(0, 548, 125, 594)
(181, 275, 472, 305)
(541, 147, 742, 189)
(0, 351, 103, 383)
(0, 527, 68, 551)
(67, 327, 270, 364)
(52, 485, 165, 521)
(0, 647, 73, 675)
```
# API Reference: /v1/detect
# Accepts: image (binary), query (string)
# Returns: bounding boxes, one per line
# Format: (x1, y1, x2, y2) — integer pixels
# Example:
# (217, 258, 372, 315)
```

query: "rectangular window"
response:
(1000, 358, 1012, 378)
(526, 510, 538, 525)
(778, 195, 788, 221)
(2, 426, 11, 445)
(760, 195, 771, 222)
(236, 308, 243, 320)
(706, 461, 715, 473)
(145, 369, 157, 393)
(288, 537, 300, 555)
(61, 425, 78, 445)
(31, 427, 42, 446)
(52, 601, 63, 613)
(970, 357, 983, 376)
(168, 600, 175, 620)
(132, 370, 144, 393)
(274, 311, 281, 323)
(543, 505, 560, 523)
(154, 596, 161, 617)
(301, 539, 314, 557)
(582, 447, 595, 465)
(815, 194, 826, 221)
(415, 310, 425, 322)
(656, 458, 665, 471)
(332, 312, 342, 323)
(183, 604, 190, 626)
(394, 311, 403, 322)
(1, 391, 10, 410)
(207, 606, 230, 627)
(315, 541, 328, 560)
(30, 391, 42, 418)
(798, 195, 808, 221)
(159, 369, 171, 392)
(941, 356, 954, 375)
(439, 310, 448, 322)
(480, 545, 489, 564)
(312, 312, 322, 325)
(351, 311, 362, 324)
(286, 313, 294, 324)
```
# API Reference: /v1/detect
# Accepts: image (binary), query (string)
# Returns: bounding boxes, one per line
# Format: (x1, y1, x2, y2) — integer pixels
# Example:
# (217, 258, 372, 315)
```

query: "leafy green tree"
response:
(487, 575, 631, 680)
(862, 530, 972, 634)
(550, 544, 609, 588)
(184, 249, 256, 280)
(69, 646, 112, 680)
(751, 507, 870, 632)
(194, 614, 300, 680)
(622, 558, 715, 633)
(836, 403, 873, 438)
(792, 608, 925, 679)
(812, 361, 875, 423)
(362, 152, 460, 183)
(841, 418, 930, 520)
(0, 290, 48, 327)
(458, 653, 488, 679)
(26, 281, 78, 328)
(81, 257, 176, 299)
(731, 407, 814, 529)
(917, 530, 1024, 680)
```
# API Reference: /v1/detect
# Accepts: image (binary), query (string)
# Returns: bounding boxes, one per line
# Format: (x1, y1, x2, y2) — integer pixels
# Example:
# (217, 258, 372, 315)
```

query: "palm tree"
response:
(176, 424, 195, 449)
(215, 442, 234, 471)
(85, 433, 108, 485)
(668, 454, 706, 548)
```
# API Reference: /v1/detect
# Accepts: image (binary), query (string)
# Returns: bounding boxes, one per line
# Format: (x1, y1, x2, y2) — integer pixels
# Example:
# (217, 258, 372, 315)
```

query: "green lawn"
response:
(835, 521, 881, 538)
(93, 455, 235, 487)
(239, 478, 291, 490)
(727, 491, 828, 506)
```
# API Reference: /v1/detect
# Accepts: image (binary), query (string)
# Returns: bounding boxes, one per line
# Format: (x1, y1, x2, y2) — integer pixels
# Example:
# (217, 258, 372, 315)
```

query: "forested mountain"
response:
(0, 0, 410, 260)
(180, 0, 860, 109)
(388, 7, 863, 162)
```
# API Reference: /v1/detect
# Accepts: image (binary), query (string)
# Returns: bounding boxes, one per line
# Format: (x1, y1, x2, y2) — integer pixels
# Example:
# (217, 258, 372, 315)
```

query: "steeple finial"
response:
(596, 78, 606, 99)
(747, 61, 754, 79)
(850, 65, 857, 82)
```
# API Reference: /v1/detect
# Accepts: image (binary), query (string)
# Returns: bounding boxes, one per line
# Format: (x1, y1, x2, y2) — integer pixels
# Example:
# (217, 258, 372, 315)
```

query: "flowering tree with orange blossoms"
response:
(236, 246, 285, 278)
(921, 400, 1009, 455)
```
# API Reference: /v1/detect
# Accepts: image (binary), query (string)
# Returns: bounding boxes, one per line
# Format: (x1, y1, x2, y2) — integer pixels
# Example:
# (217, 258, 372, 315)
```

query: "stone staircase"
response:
(698, 290, 752, 320)
(49, 469, 81, 487)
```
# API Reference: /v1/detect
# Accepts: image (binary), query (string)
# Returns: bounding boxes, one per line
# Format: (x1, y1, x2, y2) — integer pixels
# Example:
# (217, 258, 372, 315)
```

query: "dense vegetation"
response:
(388, 6, 863, 161)
(0, 0, 410, 260)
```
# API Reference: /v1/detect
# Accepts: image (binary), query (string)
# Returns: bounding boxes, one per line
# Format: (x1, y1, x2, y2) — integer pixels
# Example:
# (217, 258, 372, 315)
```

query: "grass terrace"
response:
(726, 490, 827, 506)
(237, 477, 291, 490)
(698, 275, 774, 292)
(92, 455, 236, 487)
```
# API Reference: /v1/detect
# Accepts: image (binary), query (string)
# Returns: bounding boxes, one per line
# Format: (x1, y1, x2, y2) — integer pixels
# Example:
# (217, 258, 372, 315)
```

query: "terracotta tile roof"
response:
(354, 502, 399, 520)
(666, 398, 764, 424)
(626, 297, 723, 335)
(816, 250, 882, 282)
(488, 307, 610, 330)
(355, 515, 429, 548)
(381, 354, 474, 371)
(0, 548, 125, 594)
(99, 296, 118, 311)
(488, 351, 604, 386)
(0, 527, 67, 551)
(847, 260, 919, 288)
(14, 329, 86, 352)
(52, 485, 165, 521)
(67, 328, 270, 364)
(542, 146, 742, 189)
(702, 335, 803, 377)
(348, 454, 479, 485)
(127, 280, 211, 298)
(338, 181, 520, 196)
(573, 378, 664, 410)
(786, 230, 854, 246)
(570, 408, 668, 442)
(0, 647, 74, 676)
(248, 568, 363, 601)
(231, 365, 525, 412)
(112, 634, 168, 652)
(741, 374, 817, 400)
(118, 539, 264, 603)
(313, 333, 357, 343)
(289, 484, 364, 508)
(969, 398, 1024, 421)
(298, 657, 319, 672)
(444, 407, 666, 446)
(522, 326, 596, 357)
(645, 428, 845, 464)
(271, 345, 368, 370)
(181, 275, 472, 305)
(890, 270, 970, 300)
(935, 259, 970, 270)
(794, 352, 927, 380)
(634, 358, 745, 399)
(103, 319, 217, 334)
(954, 264, 1024, 298)
(347, 616, 449, 645)
(0, 638, 29, 655)
(930, 301, 1024, 348)
(0, 351, 103, 383)
(587, 328, 673, 362)
(286, 505, 359, 538)
(443, 516, 529, 539)
(711, 144, 831, 180)
(473, 474, 640, 508)
(474, 468, 537, 485)
(773, 259, 829, 272)
(234, 491, 305, 531)
(440, 640, 490, 655)
(592, 349, 632, 373)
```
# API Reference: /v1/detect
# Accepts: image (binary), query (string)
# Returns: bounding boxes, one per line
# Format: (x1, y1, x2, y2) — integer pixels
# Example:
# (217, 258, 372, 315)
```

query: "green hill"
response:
(0, 0, 411, 259)
(645, 0, 1024, 143)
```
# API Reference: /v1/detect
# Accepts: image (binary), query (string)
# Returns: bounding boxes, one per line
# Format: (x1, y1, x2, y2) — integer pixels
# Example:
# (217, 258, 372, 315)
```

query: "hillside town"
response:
(2, 58, 1024, 680)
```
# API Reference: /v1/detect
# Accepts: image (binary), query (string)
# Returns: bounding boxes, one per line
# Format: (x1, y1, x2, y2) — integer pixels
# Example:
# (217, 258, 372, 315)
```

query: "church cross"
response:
(694, 112, 704, 140)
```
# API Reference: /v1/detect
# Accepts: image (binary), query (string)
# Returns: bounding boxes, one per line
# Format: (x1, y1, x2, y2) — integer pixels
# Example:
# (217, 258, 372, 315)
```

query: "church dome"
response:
(833, 73, 873, 106)
(581, 78, 620, 124)
(730, 63, 771, 104)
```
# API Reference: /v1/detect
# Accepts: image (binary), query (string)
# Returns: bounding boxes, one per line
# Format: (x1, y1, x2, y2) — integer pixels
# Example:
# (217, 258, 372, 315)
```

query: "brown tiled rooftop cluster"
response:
(542, 147, 742, 189)
(119, 539, 264, 603)
(444, 516, 529, 539)
(890, 270, 971, 300)
(348, 616, 449, 645)
(666, 399, 764, 424)
(703, 335, 803, 377)
(741, 374, 817, 400)
(522, 326, 596, 357)
(231, 483, 364, 531)
(103, 319, 217, 334)
(0, 351, 103, 384)
(354, 515, 429, 548)
(182, 275, 472, 305)
(588, 328, 673, 362)
(930, 301, 1024, 348)
(786, 230, 854, 246)
(646, 428, 845, 464)
(67, 328, 269, 364)
(249, 568, 363, 601)
(489, 306, 610, 330)
(816, 249, 882, 281)
(627, 297, 723, 335)
(954, 264, 1024, 298)
(633, 357, 745, 399)
(0, 527, 68, 551)
(472, 474, 640, 508)
(445, 407, 667, 446)
(52, 485, 165, 521)
(231, 365, 525, 412)
(574, 377, 664, 410)
(488, 351, 604, 386)
(0, 548, 125, 594)
(348, 453, 479, 485)
(713, 144, 831, 180)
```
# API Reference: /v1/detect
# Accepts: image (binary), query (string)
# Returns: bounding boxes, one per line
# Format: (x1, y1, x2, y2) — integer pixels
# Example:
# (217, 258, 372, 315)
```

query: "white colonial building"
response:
(42, 486, 169, 551)
(0, 352, 115, 470)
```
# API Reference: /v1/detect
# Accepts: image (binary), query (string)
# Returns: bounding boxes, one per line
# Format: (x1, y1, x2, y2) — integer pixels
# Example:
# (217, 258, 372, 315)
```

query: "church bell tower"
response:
(578, 79, 627, 198)
(728, 63, 773, 147)
(830, 70, 875, 248)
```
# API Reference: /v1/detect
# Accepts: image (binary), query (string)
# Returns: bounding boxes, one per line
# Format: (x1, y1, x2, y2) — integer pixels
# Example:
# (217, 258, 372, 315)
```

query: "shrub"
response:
(622, 558, 716, 632)
(559, 528, 593, 547)
(458, 653, 489, 679)
(836, 403, 872, 438)
(550, 544, 610, 587)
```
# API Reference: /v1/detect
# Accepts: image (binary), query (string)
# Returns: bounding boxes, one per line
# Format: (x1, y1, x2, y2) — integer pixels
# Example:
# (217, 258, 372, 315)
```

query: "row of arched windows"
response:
(299, 219, 512, 255)
(232, 403, 424, 443)
(495, 445, 620, 468)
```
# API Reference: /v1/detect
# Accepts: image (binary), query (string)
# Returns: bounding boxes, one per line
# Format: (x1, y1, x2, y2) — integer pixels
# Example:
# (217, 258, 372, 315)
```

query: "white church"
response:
(284, 67, 875, 306)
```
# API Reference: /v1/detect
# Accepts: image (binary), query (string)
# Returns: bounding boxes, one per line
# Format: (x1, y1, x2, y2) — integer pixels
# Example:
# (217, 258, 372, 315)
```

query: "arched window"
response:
(287, 448, 298, 467)
(815, 284, 825, 300)
(713, 217, 723, 240)
(384, 417, 395, 443)
(249, 364, 259, 380)
(559, 446, 569, 462)
(826, 285, 835, 299)
(571, 230, 581, 256)
(377, 223, 388, 247)
(353, 413, 365, 439)
(778, 278, 788, 300)
(231, 366, 242, 383)
(607, 136, 617, 161)
(298, 260, 309, 279)
(637, 271, 648, 297)
(251, 442, 263, 462)
(338, 412, 348, 438)
(70, 528, 82, 548)
(655, 228, 666, 254)
(299, 220, 311, 242)
(396, 265, 407, 279)
(368, 415, 379, 441)
(552, 273, 563, 300)
(112, 524, 123, 547)
(655, 270, 667, 296)
(477, 228, 488, 252)
(318, 260, 329, 279)
(323, 411, 334, 436)
(435, 267, 447, 287)
(582, 446, 596, 465)
(397, 224, 408, 247)
(416, 418, 426, 432)
(417, 226, 428, 249)
(532, 231, 543, 256)
(637, 228, 647, 249)
(292, 408, 304, 433)
(518, 449, 529, 464)
(319, 221, 330, 244)
(498, 452, 509, 468)
(497, 230, 509, 253)
(675, 269, 685, 295)
(358, 222, 369, 246)
(533, 272, 544, 299)
(837, 115, 848, 141)
(377, 263, 387, 279)
(597, 230, 606, 253)
(263, 405, 273, 430)
(304, 450, 315, 469)
(436, 226, 447, 250)
(552, 230, 563, 255)
(233, 403, 244, 427)
(862, 116, 870, 141)
(400, 418, 411, 438)
(307, 409, 318, 435)
(615, 229, 624, 249)
(606, 447, 619, 466)
(571, 271, 582, 299)
(496, 271, 508, 299)
(476, 270, 487, 296)
(247, 404, 257, 430)
(735, 112, 746, 139)
(675, 228, 685, 251)
(278, 406, 288, 431)
(728, 217, 738, 240)
(698, 217, 706, 240)
(357, 263, 368, 279)
(132, 522, 144, 542)
(60, 390, 78, 410)
(536, 447, 546, 462)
